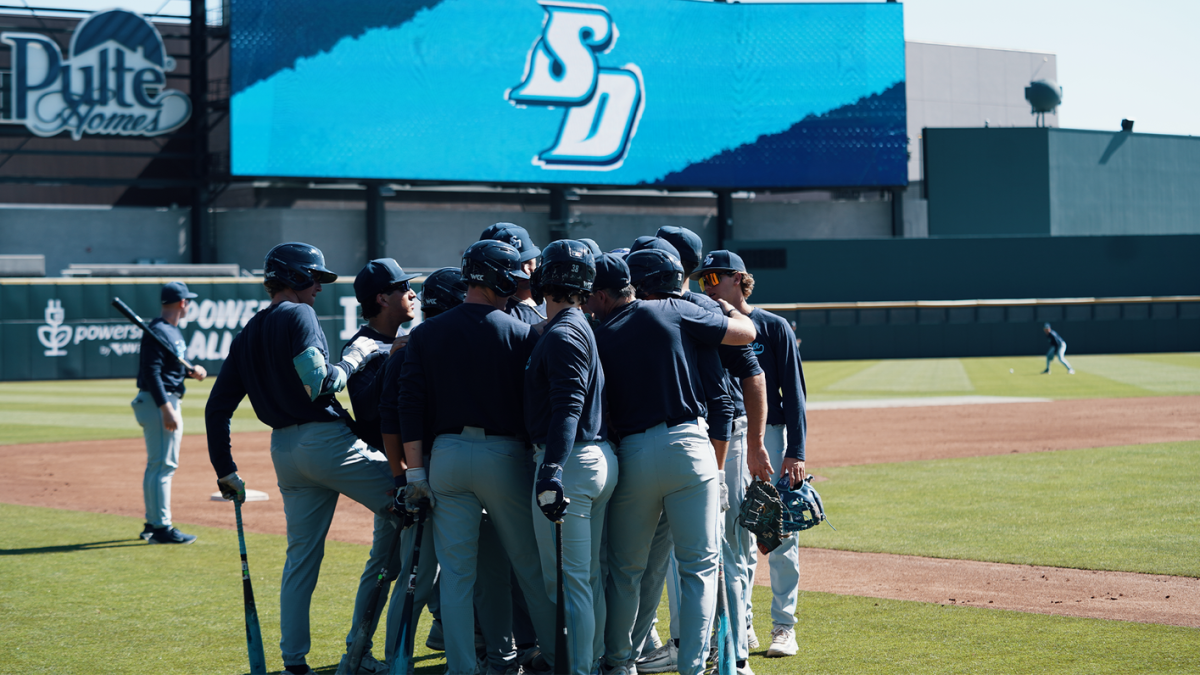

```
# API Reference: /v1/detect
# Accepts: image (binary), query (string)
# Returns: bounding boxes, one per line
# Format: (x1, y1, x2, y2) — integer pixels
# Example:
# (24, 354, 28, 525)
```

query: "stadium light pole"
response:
(190, 0, 212, 264)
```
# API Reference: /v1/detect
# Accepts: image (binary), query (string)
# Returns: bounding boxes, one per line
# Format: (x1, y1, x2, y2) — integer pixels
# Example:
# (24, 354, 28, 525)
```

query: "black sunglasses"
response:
(385, 281, 410, 295)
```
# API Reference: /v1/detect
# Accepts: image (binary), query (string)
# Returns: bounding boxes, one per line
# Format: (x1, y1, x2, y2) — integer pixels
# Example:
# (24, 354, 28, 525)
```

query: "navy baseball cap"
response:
(354, 258, 419, 304)
(592, 253, 631, 292)
(161, 281, 197, 304)
(630, 235, 681, 260)
(689, 250, 747, 280)
(577, 238, 603, 257)
(656, 226, 703, 267)
(482, 223, 541, 262)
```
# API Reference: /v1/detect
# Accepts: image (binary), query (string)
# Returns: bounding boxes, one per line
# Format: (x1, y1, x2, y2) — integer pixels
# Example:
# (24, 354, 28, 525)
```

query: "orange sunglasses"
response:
(697, 272, 726, 291)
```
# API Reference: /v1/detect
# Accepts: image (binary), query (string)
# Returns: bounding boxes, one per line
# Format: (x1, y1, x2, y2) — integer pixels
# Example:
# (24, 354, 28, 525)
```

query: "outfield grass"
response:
(2, 503, 1197, 675)
(802, 441, 1200, 577)
(0, 377, 267, 445)
(805, 352, 1200, 402)
(2, 353, 1196, 445)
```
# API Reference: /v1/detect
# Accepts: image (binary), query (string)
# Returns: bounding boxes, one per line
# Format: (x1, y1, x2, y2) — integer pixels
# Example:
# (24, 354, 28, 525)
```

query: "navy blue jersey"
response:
(397, 303, 539, 443)
(1046, 329, 1064, 348)
(594, 298, 728, 438)
(677, 291, 733, 441)
(507, 297, 547, 325)
(524, 307, 606, 466)
(683, 290, 762, 419)
(378, 341, 407, 438)
(206, 301, 350, 477)
(748, 308, 807, 461)
(343, 325, 394, 450)
(136, 317, 188, 407)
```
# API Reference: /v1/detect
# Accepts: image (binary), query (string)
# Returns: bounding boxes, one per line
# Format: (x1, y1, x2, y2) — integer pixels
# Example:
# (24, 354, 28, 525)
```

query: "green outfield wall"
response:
(0, 278, 421, 382)
(761, 297, 1199, 361)
(728, 234, 1200, 304)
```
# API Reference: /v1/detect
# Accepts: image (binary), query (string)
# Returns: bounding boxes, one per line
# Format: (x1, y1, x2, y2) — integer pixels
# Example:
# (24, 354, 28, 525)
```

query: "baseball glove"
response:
(737, 479, 788, 555)
(777, 475, 834, 533)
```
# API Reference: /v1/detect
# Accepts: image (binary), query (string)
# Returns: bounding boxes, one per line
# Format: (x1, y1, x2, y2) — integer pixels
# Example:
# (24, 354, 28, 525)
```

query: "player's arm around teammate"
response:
(585, 252, 754, 675)
(525, 240, 617, 675)
(695, 250, 808, 659)
(205, 243, 395, 675)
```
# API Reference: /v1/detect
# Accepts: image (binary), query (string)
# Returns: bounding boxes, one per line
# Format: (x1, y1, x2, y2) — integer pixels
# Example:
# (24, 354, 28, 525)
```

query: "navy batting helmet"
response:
(656, 226, 703, 272)
(264, 242, 337, 291)
(462, 240, 528, 297)
(420, 267, 468, 315)
(533, 239, 596, 296)
(626, 248, 685, 298)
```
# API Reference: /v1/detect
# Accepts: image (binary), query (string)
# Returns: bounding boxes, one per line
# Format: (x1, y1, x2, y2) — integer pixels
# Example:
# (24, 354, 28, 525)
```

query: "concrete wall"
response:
(732, 200, 892, 240)
(925, 127, 1052, 236)
(906, 41, 1058, 182)
(1049, 130, 1200, 236)
(925, 127, 1200, 238)
(0, 206, 190, 276)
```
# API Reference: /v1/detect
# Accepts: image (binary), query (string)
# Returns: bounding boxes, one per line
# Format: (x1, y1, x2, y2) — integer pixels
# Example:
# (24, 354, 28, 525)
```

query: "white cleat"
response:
(765, 624, 797, 657)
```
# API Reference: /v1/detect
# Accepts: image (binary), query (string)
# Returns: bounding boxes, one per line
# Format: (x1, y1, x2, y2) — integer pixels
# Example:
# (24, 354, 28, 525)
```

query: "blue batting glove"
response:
(535, 463, 567, 522)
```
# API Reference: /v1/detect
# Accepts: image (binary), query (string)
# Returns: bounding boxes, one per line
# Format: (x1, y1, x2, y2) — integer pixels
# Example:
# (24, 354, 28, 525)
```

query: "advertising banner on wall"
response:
(230, 0, 907, 189)
(0, 280, 418, 382)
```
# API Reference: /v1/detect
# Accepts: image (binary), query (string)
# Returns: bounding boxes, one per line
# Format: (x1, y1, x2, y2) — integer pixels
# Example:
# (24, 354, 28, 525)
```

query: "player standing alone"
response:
(693, 250, 808, 659)
(133, 281, 207, 544)
(1042, 323, 1075, 374)
(205, 242, 393, 675)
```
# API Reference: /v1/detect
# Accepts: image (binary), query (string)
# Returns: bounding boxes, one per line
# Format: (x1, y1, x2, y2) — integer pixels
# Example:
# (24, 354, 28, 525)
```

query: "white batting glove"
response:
(340, 336, 380, 374)
(718, 470, 730, 512)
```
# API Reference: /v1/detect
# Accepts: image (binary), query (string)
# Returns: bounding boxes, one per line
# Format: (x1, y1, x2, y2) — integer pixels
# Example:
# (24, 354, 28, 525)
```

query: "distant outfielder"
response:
(1042, 323, 1075, 374)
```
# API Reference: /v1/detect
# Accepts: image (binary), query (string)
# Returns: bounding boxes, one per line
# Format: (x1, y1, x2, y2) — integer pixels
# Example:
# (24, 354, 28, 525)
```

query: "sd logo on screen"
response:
(507, 2, 644, 171)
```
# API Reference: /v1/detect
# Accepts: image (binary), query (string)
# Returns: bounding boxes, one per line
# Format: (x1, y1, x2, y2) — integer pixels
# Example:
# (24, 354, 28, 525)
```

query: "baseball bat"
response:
(553, 510, 569, 675)
(111, 297, 196, 373)
(389, 511, 427, 675)
(235, 500, 268, 675)
(715, 559, 735, 675)
(340, 526, 405, 675)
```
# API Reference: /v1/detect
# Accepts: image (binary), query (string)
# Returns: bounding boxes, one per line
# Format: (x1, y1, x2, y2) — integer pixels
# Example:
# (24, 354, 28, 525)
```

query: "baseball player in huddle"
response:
(584, 252, 757, 675)
(133, 281, 207, 545)
(340, 258, 421, 673)
(694, 250, 808, 659)
(205, 243, 393, 675)
(396, 240, 559, 675)
(525, 240, 617, 675)
(379, 267, 468, 658)
(647, 228, 769, 674)
(483, 223, 547, 324)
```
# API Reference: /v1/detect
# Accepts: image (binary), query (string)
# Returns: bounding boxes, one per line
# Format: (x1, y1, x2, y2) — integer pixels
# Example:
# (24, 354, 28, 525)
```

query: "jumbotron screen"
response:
(230, 0, 907, 189)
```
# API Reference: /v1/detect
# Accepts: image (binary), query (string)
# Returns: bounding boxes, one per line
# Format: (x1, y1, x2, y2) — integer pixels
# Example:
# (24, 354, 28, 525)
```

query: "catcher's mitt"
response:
(737, 479, 787, 555)
(777, 475, 834, 533)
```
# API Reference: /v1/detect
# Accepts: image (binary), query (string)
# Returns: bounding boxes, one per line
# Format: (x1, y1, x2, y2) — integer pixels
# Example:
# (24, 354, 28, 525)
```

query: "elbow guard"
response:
(293, 347, 329, 401)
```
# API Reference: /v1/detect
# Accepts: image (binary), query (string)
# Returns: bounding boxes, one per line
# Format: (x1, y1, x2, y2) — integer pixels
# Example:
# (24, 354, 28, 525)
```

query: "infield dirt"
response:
(2, 395, 1198, 626)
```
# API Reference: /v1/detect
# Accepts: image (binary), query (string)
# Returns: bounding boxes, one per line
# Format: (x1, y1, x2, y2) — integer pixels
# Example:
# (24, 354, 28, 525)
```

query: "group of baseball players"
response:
(142, 221, 808, 675)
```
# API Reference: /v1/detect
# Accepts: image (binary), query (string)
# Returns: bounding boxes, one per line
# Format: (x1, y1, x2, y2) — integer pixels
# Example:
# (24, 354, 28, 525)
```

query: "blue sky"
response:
(15, 0, 1198, 137)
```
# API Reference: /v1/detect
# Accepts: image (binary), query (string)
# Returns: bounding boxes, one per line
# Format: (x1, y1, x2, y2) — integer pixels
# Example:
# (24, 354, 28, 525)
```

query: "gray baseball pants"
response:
(603, 420, 720, 675)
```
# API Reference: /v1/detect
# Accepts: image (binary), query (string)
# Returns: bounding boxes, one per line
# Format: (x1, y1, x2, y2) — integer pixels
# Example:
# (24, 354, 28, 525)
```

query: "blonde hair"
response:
(739, 271, 755, 299)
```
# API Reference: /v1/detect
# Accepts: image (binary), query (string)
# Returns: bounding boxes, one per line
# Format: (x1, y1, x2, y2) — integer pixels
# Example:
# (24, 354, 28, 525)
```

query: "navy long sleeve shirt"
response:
(206, 301, 350, 477)
(524, 307, 606, 467)
(678, 291, 735, 442)
(594, 298, 728, 438)
(397, 303, 539, 443)
(343, 325, 394, 450)
(1046, 329, 1065, 348)
(748, 308, 807, 461)
(507, 297, 548, 325)
(683, 290, 762, 419)
(378, 341, 407, 438)
(136, 317, 188, 407)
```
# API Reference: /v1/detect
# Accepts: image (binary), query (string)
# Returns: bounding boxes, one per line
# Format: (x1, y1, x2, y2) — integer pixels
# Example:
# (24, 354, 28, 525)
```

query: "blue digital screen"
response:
(230, 0, 907, 189)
